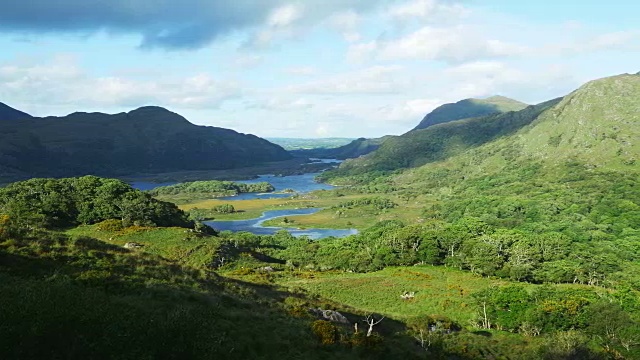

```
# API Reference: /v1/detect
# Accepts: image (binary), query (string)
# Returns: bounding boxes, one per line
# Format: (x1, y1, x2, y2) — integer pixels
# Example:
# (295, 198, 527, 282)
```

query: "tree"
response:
(363, 314, 384, 337)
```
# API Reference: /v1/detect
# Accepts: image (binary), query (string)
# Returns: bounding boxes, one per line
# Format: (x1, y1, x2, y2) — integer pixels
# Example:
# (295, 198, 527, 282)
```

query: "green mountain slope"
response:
(292, 136, 395, 160)
(0, 102, 32, 121)
(328, 99, 559, 177)
(327, 73, 639, 182)
(515, 73, 640, 168)
(412, 95, 527, 131)
(0, 106, 291, 182)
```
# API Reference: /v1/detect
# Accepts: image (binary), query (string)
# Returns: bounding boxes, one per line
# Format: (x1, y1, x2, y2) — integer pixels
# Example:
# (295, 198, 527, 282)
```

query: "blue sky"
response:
(0, 0, 638, 137)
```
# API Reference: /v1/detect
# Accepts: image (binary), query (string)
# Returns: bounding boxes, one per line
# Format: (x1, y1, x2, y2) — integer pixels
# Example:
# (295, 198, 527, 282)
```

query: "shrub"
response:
(311, 320, 339, 345)
(95, 219, 124, 232)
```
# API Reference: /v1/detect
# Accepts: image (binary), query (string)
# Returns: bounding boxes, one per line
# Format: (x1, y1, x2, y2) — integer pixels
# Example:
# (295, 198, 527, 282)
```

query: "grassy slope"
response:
(391, 74, 640, 185)
(331, 98, 559, 176)
(0, 233, 352, 360)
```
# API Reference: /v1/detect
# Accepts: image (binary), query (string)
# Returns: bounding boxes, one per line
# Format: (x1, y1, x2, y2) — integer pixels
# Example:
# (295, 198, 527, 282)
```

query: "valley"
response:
(1, 73, 640, 359)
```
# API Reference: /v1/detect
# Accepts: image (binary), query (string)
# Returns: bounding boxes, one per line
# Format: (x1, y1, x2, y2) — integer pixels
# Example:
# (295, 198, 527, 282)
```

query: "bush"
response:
(311, 320, 340, 345)
(95, 219, 124, 232)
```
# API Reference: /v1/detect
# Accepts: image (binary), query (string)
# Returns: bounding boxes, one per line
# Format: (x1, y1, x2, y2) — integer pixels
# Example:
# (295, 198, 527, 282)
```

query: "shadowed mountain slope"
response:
(0, 106, 291, 182)
(0, 102, 32, 121)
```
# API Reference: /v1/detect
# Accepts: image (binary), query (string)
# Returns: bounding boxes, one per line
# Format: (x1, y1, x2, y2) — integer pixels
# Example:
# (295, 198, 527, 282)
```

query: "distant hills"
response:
(292, 96, 527, 161)
(0, 106, 291, 182)
(291, 136, 395, 160)
(0, 102, 32, 121)
(412, 95, 527, 131)
(325, 73, 640, 179)
(334, 99, 559, 174)
(267, 137, 354, 151)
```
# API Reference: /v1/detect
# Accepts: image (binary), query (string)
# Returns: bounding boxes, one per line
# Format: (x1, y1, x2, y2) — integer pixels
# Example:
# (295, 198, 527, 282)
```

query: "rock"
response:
(259, 266, 274, 272)
(400, 291, 415, 300)
(309, 308, 349, 324)
(123, 242, 144, 249)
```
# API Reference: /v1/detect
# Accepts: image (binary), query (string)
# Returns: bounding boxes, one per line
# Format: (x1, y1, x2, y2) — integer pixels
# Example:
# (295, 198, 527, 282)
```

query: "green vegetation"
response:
(412, 95, 528, 131)
(3, 74, 640, 359)
(148, 179, 275, 203)
(324, 98, 560, 179)
(0, 106, 291, 183)
(0, 176, 191, 229)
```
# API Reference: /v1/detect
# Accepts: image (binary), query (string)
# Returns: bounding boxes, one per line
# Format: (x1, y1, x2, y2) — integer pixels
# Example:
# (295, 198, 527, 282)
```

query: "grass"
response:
(65, 225, 219, 269)
(180, 190, 427, 231)
(274, 266, 508, 325)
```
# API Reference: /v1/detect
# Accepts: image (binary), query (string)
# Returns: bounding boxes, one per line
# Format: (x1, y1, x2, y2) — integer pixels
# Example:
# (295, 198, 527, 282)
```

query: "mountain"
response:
(323, 73, 640, 183)
(0, 106, 291, 181)
(412, 95, 527, 131)
(291, 136, 395, 160)
(330, 99, 559, 176)
(509, 73, 640, 168)
(0, 102, 32, 121)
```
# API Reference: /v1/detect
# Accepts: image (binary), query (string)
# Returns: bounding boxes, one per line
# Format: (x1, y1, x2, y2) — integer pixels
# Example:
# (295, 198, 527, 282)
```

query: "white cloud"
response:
(234, 54, 264, 68)
(327, 10, 362, 42)
(348, 25, 529, 63)
(248, 97, 314, 111)
(284, 66, 318, 76)
(441, 61, 577, 101)
(389, 0, 469, 21)
(556, 30, 640, 54)
(289, 65, 408, 95)
(0, 56, 241, 114)
(268, 4, 303, 28)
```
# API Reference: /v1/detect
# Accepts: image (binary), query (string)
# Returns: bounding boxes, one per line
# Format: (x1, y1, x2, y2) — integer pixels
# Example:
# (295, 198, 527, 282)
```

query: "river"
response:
(203, 208, 357, 240)
(131, 160, 357, 239)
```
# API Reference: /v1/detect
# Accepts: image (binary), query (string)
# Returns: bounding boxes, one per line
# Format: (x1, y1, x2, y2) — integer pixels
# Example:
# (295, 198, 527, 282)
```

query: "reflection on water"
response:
(220, 172, 334, 200)
(129, 181, 177, 191)
(204, 208, 357, 240)
(130, 171, 335, 197)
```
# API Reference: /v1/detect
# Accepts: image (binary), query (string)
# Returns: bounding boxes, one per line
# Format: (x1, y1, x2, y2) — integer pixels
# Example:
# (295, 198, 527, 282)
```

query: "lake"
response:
(204, 208, 357, 240)
(130, 181, 178, 191)
(219, 172, 335, 200)
(130, 170, 337, 197)
(132, 160, 357, 238)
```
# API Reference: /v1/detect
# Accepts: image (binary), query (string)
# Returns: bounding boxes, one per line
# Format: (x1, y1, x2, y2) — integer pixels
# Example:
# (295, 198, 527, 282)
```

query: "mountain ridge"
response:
(323, 73, 639, 183)
(0, 102, 32, 121)
(411, 95, 528, 131)
(0, 105, 291, 182)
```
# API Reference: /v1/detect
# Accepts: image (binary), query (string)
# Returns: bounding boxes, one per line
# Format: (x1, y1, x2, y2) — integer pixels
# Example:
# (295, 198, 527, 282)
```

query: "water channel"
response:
(132, 160, 357, 239)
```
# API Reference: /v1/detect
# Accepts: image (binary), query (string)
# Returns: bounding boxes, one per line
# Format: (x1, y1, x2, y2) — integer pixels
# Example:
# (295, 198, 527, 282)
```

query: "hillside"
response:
(327, 99, 559, 177)
(515, 73, 640, 168)
(412, 95, 527, 131)
(292, 136, 395, 160)
(0, 102, 32, 121)
(325, 73, 640, 181)
(0, 106, 291, 182)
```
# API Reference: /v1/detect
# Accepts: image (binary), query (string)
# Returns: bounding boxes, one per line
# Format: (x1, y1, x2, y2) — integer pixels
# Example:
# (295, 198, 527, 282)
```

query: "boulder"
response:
(309, 308, 349, 324)
(123, 242, 144, 249)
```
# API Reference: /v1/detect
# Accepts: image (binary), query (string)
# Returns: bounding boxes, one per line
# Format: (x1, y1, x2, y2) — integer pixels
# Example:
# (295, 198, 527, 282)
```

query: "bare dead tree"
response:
(363, 314, 385, 337)
(414, 329, 430, 350)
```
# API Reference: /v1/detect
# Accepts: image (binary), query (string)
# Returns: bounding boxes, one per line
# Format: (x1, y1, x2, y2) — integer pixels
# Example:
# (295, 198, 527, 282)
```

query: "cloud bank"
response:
(0, 0, 394, 49)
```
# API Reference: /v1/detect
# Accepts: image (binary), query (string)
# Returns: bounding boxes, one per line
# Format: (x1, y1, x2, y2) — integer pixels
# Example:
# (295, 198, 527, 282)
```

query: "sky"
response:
(0, 0, 639, 138)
